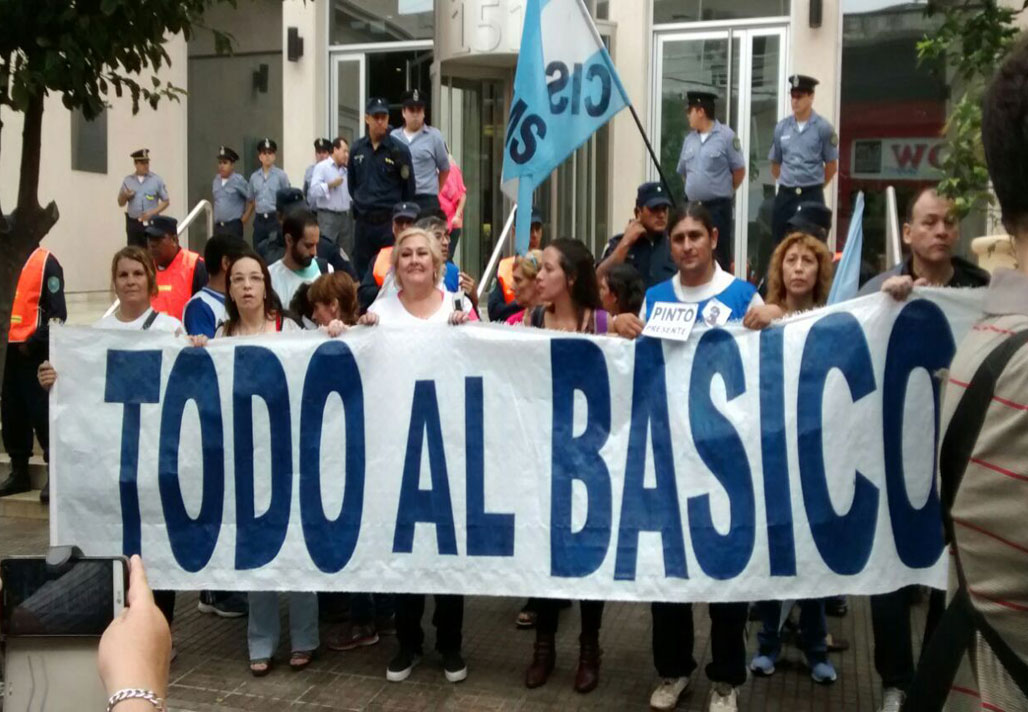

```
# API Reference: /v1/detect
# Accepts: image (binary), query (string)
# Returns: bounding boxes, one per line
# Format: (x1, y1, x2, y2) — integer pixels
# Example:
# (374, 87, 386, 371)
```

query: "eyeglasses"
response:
(230, 274, 264, 286)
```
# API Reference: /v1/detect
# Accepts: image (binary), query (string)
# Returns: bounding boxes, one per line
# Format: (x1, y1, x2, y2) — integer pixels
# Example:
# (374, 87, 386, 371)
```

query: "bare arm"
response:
(823, 160, 838, 187)
(771, 163, 781, 180)
(141, 199, 170, 222)
(437, 169, 450, 194)
(732, 167, 745, 191)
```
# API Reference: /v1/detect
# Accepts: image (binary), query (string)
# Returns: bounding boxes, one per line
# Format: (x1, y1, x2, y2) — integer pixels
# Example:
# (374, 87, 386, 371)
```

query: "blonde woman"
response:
(504, 249, 544, 326)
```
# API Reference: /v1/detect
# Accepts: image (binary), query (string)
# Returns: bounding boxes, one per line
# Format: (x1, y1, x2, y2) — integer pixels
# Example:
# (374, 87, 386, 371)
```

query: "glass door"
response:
(330, 54, 365, 145)
(653, 26, 787, 282)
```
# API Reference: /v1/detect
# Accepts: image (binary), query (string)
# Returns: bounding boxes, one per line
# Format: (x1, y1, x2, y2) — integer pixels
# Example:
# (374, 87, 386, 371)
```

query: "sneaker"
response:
(749, 650, 778, 677)
(328, 623, 380, 651)
(386, 647, 421, 682)
(442, 650, 468, 683)
(879, 687, 905, 712)
(810, 660, 837, 684)
(708, 683, 738, 712)
(375, 613, 397, 636)
(649, 677, 690, 710)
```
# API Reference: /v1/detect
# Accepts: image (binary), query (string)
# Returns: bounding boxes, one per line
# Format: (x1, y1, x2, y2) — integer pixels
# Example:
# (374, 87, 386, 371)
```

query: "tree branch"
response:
(16, 88, 43, 216)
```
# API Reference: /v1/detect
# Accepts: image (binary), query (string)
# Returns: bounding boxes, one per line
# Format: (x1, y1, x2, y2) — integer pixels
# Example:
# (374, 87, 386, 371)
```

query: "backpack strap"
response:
(594, 309, 609, 335)
(904, 329, 1028, 711)
(529, 305, 546, 329)
(141, 310, 160, 331)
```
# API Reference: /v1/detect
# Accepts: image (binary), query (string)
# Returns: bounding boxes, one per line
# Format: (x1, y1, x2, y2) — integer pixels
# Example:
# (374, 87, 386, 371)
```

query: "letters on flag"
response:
(501, 0, 630, 252)
(50, 290, 983, 600)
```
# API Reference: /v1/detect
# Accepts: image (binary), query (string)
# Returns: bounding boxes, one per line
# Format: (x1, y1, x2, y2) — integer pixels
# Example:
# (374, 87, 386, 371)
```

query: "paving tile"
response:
(2, 513, 931, 710)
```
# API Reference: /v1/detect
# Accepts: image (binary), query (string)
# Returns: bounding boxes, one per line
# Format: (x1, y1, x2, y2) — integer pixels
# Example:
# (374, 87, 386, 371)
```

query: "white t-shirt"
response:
(369, 290, 475, 326)
(269, 259, 332, 309)
(638, 263, 764, 318)
(214, 317, 301, 338)
(93, 308, 183, 335)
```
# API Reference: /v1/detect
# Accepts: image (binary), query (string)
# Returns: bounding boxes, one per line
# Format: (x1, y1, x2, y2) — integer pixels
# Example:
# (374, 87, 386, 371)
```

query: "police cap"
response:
(636, 182, 672, 210)
(217, 146, 239, 162)
(276, 187, 305, 213)
(686, 91, 717, 108)
(788, 74, 819, 93)
(258, 137, 278, 153)
(401, 89, 426, 108)
(392, 202, 420, 222)
(366, 97, 390, 115)
(314, 138, 332, 153)
(130, 148, 150, 162)
(531, 208, 544, 226)
(786, 202, 833, 240)
(144, 215, 177, 238)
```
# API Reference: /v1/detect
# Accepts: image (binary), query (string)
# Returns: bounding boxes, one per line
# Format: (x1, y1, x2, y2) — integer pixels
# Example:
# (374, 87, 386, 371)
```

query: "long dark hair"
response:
(548, 237, 601, 312)
(222, 250, 278, 336)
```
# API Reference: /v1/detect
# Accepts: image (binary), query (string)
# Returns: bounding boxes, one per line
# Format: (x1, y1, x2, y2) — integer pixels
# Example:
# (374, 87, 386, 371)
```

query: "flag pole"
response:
(627, 103, 678, 210)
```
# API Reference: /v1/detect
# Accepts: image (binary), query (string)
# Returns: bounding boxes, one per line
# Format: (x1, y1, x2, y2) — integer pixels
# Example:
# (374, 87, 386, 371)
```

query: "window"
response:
(71, 108, 107, 174)
(653, 0, 789, 25)
(331, 0, 434, 44)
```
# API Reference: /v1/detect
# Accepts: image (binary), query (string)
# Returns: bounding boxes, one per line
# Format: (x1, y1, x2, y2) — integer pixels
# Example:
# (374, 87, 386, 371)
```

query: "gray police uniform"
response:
(303, 163, 316, 205)
(212, 173, 250, 239)
(347, 135, 416, 277)
(120, 172, 168, 247)
(768, 110, 838, 244)
(390, 125, 449, 217)
(248, 166, 290, 258)
(677, 120, 745, 271)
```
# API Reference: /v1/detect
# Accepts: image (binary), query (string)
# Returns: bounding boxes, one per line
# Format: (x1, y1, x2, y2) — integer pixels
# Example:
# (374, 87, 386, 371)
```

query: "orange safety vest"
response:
(9, 247, 51, 343)
(373, 246, 394, 287)
(151, 248, 201, 320)
(497, 256, 516, 304)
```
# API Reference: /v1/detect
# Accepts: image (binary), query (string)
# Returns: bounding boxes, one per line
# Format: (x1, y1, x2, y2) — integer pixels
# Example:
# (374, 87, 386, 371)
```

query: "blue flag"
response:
(828, 191, 865, 305)
(501, 0, 630, 253)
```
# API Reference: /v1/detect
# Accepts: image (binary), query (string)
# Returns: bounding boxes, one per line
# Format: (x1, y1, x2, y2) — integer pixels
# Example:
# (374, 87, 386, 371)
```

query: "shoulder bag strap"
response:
(141, 310, 160, 331)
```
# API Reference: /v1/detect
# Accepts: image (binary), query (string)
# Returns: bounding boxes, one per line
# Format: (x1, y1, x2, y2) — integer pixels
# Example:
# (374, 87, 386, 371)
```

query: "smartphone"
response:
(1, 556, 126, 638)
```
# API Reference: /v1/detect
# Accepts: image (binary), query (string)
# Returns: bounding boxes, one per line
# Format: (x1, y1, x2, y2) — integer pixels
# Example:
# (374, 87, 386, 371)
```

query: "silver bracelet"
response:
(106, 688, 166, 712)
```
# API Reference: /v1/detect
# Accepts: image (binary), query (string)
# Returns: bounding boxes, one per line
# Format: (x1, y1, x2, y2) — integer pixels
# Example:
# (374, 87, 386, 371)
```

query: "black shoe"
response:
(386, 647, 421, 682)
(198, 591, 247, 618)
(825, 597, 848, 618)
(442, 650, 467, 683)
(0, 464, 30, 497)
(39, 479, 49, 504)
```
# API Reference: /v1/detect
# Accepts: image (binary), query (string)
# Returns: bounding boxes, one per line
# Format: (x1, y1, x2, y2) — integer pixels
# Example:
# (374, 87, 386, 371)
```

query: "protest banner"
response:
(50, 290, 983, 601)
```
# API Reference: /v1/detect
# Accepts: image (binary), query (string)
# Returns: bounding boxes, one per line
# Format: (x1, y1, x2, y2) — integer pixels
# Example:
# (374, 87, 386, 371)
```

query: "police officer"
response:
(0, 245, 66, 503)
(304, 138, 332, 201)
(117, 148, 169, 247)
(248, 138, 291, 260)
(785, 201, 833, 242)
(769, 75, 839, 246)
(597, 182, 678, 289)
(677, 91, 745, 271)
(309, 137, 354, 255)
(348, 97, 416, 277)
(391, 89, 449, 218)
(212, 146, 251, 240)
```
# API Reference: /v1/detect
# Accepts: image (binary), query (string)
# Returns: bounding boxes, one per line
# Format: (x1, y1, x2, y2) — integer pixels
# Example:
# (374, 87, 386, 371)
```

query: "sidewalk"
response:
(0, 513, 923, 711)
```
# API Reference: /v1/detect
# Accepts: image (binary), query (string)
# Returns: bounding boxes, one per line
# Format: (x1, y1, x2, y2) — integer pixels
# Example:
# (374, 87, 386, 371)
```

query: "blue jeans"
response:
(756, 599, 828, 664)
(247, 591, 319, 660)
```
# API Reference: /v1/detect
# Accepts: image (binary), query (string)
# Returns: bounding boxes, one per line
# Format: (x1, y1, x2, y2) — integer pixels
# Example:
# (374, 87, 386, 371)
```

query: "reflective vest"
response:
(152, 248, 200, 320)
(373, 247, 394, 287)
(9, 248, 50, 343)
(497, 256, 516, 304)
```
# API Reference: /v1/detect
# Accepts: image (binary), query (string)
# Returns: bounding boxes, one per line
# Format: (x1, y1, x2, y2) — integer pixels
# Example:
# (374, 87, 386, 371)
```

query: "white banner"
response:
(50, 290, 984, 601)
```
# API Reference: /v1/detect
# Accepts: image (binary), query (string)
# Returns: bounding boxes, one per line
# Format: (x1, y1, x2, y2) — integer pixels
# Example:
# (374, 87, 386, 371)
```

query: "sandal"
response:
(249, 658, 272, 677)
(516, 609, 538, 629)
(290, 649, 316, 671)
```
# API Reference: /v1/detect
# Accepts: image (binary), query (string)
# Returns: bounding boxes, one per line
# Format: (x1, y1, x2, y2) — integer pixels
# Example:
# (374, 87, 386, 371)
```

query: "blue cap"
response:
(392, 202, 420, 222)
(530, 209, 543, 225)
(636, 182, 672, 209)
(144, 215, 178, 238)
(276, 187, 305, 212)
(366, 97, 390, 115)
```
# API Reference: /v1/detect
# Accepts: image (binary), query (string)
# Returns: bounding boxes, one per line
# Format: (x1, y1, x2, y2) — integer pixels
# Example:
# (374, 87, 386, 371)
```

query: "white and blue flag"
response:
(501, 0, 630, 253)
(828, 191, 865, 305)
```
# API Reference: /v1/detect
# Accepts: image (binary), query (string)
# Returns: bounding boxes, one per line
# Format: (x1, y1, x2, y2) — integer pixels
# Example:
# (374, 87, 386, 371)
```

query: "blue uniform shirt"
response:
(390, 125, 450, 196)
(212, 173, 250, 222)
(248, 166, 290, 215)
(676, 121, 746, 201)
(601, 230, 677, 289)
(120, 172, 169, 219)
(347, 134, 416, 214)
(768, 110, 839, 187)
